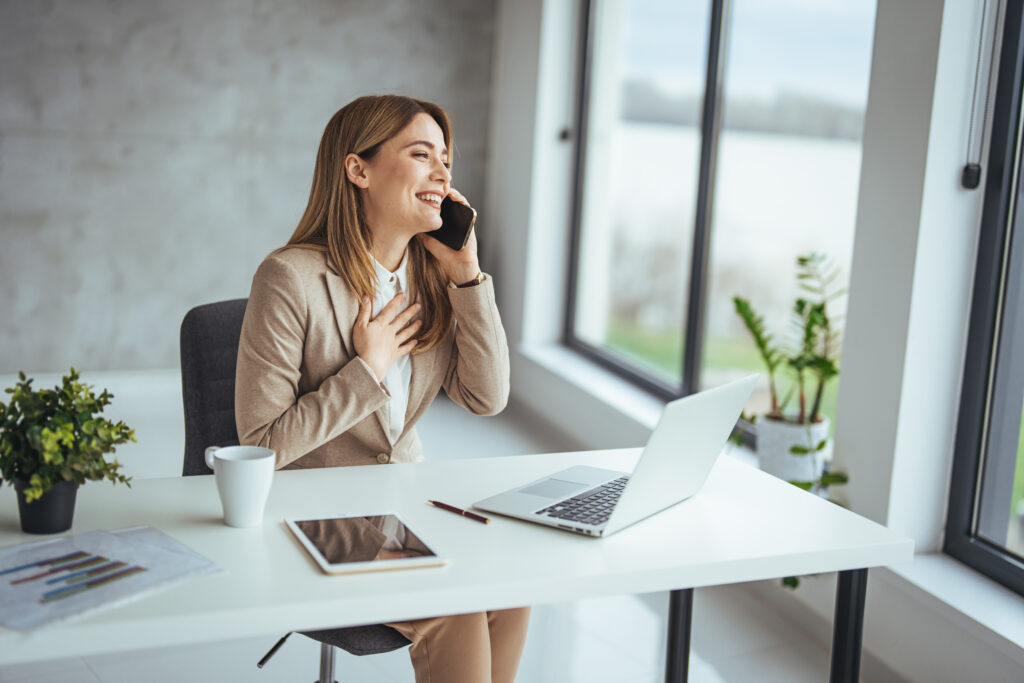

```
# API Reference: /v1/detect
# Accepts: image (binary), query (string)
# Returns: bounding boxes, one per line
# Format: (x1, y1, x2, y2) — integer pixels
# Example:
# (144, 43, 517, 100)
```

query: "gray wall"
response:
(0, 0, 496, 373)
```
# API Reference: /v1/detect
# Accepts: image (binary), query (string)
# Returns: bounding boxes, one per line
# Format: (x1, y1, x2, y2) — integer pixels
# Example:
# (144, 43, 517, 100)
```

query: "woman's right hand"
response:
(352, 293, 421, 380)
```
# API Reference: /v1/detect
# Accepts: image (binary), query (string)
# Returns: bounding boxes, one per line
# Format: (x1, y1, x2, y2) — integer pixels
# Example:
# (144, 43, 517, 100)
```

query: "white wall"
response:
(487, 0, 665, 453)
(836, 0, 984, 553)
(487, 0, 1024, 680)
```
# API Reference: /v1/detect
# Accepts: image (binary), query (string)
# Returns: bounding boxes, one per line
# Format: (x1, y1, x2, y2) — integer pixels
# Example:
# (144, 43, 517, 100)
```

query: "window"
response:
(946, 0, 1024, 596)
(569, 0, 711, 389)
(566, 0, 876, 426)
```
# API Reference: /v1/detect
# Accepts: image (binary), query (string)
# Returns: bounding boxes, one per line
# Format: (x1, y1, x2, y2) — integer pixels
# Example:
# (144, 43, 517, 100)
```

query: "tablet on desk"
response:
(285, 513, 447, 575)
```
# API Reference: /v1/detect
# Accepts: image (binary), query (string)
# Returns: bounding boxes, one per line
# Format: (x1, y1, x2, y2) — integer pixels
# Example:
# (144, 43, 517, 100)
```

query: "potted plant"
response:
(733, 253, 849, 495)
(0, 368, 136, 534)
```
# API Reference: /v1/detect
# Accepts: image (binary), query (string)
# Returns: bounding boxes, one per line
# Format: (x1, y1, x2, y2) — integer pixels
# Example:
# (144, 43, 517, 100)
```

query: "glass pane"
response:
(1008, 404, 1024, 555)
(572, 0, 711, 385)
(976, 139, 1024, 557)
(700, 0, 877, 425)
(976, 352, 1024, 556)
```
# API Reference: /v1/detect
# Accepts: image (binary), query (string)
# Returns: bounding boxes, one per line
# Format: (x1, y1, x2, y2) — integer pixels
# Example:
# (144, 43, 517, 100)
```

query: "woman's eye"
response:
(414, 152, 429, 159)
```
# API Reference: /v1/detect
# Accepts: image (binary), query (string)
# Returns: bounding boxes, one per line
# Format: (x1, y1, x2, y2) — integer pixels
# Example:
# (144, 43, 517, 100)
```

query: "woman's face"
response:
(355, 112, 451, 237)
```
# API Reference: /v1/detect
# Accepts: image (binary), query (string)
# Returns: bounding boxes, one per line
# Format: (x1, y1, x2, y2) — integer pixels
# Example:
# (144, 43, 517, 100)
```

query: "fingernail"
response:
(362, 297, 369, 305)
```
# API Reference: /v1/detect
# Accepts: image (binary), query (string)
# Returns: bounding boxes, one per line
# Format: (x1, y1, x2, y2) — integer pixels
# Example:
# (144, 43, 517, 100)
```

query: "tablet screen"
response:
(292, 514, 438, 565)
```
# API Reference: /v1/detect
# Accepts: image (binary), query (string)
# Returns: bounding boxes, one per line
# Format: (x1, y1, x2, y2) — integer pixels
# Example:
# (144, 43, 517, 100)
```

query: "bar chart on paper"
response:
(0, 526, 219, 631)
(4, 549, 147, 604)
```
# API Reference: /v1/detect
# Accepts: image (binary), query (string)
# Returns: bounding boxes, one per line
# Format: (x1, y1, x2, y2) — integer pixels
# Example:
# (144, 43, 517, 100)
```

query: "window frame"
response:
(944, 0, 1024, 598)
(562, 0, 730, 402)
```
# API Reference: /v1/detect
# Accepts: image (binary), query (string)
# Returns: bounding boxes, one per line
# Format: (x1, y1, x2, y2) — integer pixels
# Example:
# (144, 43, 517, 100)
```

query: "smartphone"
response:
(429, 196, 477, 251)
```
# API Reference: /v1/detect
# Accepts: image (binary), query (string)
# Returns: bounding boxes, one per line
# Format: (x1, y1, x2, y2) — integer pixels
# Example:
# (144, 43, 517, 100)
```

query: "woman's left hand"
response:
(417, 188, 481, 285)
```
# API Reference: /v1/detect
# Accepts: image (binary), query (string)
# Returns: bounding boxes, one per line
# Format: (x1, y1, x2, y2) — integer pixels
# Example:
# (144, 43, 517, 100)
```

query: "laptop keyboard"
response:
(537, 476, 630, 526)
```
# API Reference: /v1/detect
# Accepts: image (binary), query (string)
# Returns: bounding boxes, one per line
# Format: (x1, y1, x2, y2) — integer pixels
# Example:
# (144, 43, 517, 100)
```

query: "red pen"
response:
(428, 500, 491, 524)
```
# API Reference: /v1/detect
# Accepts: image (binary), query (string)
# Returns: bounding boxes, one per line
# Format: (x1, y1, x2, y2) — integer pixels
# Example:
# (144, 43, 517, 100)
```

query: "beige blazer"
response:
(235, 246, 509, 470)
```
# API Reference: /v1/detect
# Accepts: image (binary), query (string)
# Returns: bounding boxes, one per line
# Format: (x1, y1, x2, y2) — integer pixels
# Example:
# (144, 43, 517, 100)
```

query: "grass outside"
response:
(603, 322, 840, 430)
(604, 323, 683, 381)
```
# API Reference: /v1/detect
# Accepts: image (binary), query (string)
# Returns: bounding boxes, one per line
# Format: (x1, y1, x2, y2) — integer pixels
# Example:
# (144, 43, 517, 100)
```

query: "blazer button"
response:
(376, 453, 390, 464)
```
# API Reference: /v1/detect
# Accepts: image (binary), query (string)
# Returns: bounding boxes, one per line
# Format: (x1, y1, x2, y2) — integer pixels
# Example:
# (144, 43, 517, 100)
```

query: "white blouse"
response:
(371, 251, 412, 444)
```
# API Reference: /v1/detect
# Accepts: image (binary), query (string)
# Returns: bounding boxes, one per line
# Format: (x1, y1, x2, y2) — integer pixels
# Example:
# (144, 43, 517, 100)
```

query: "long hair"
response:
(286, 95, 454, 352)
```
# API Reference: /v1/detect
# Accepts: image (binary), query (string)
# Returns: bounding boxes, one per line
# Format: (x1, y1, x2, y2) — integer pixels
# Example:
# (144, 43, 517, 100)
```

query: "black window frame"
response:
(563, 0, 731, 402)
(945, 0, 1024, 597)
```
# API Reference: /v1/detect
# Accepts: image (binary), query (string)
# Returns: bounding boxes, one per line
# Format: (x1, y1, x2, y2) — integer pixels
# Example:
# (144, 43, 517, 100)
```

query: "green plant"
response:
(0, 368, 136, 502)
(734, 255, 849, 590)
(733, 252, 844, 425)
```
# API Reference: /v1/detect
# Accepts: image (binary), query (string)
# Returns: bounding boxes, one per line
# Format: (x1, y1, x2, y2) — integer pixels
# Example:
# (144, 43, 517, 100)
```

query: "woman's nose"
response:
(432, 159, 451, 184)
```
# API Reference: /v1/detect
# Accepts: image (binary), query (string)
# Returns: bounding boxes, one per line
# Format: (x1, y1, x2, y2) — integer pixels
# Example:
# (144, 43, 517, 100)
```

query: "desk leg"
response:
(664, 588, 694, 683)
(830, 568, 868, 683)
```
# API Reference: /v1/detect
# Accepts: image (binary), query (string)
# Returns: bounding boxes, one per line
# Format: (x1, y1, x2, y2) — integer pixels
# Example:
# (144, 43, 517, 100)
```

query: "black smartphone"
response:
(430, 196, 477, 251)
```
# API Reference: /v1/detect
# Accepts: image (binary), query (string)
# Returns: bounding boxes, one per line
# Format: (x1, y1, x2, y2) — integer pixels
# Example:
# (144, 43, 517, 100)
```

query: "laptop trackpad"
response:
(519, 478, 588, 499)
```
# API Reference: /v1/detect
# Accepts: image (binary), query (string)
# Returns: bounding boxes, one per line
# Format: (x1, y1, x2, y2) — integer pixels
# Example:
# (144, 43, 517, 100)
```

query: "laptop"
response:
(473, 374, 758, 537)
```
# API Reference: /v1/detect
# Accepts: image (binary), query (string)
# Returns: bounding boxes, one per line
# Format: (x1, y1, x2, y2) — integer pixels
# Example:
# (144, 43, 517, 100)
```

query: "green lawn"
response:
(604, 323, 683, 380)
(603, 322, 839, 431)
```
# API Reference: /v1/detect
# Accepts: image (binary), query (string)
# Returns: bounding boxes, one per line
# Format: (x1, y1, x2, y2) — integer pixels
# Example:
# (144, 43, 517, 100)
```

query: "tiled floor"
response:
(0, 372, 839, 683)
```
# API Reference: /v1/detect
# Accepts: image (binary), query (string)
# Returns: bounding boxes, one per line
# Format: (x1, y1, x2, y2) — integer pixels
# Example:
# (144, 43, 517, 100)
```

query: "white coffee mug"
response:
(204, 445, 275, 528)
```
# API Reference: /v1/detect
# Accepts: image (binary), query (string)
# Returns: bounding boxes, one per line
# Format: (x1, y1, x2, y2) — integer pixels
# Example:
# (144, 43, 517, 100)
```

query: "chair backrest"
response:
(181, 298, 412, 662)
(180, 298, 248, 476)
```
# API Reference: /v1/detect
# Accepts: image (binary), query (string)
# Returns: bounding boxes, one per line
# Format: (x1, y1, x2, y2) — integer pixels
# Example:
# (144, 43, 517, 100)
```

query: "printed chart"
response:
(0, 527, 219, 631)
(5, 550, 147, 603)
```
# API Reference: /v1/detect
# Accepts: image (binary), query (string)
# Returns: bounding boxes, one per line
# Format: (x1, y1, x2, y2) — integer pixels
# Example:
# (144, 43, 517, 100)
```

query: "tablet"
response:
(284, 513, 447, 575)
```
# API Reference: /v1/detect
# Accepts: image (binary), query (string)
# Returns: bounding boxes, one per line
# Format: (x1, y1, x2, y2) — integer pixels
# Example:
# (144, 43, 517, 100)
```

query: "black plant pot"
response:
(15, 479, 79, 534)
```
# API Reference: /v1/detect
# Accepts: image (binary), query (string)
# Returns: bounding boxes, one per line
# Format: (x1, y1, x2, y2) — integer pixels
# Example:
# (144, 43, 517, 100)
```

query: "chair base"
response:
(258, 636, 338, 683)
(257, 632, 292, 669)
(317, 642, 337, 683)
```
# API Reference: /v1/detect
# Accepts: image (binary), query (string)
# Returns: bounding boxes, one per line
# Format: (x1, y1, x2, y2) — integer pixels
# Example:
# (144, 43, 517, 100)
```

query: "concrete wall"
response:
(0, 0, 496, 373)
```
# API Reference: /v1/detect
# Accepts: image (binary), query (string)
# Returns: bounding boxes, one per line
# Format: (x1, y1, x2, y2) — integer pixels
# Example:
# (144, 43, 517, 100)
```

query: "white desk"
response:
(0, 449, 913, 681)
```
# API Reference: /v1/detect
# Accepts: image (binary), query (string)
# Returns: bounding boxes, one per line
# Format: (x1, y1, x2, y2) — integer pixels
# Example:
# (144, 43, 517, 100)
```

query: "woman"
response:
(235, 95, 529, 682)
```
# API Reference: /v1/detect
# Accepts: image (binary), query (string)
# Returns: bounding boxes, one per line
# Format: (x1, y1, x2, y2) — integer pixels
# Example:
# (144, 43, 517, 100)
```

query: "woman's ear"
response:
(344, 153, 370, 189)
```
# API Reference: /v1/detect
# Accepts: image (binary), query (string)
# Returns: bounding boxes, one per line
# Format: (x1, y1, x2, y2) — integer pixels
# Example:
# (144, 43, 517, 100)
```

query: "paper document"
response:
(0, 526, 220, 631)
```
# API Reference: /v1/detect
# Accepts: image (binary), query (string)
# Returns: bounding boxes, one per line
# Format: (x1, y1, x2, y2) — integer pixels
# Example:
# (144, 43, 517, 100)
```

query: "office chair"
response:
(179, 299, 411, 683)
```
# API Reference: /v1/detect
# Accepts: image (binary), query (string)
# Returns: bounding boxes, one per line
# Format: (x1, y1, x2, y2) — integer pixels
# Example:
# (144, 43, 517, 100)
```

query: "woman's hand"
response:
(417, 188, 481, 285)
(352, 293, 422, 380)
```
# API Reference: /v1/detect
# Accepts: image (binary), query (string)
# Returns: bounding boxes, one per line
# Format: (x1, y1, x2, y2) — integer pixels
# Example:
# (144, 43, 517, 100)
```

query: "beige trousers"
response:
(387, 607, 531, 683)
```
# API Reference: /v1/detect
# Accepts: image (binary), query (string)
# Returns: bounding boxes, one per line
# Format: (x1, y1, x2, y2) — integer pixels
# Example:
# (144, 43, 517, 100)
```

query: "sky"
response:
(620, 0, 878, 108)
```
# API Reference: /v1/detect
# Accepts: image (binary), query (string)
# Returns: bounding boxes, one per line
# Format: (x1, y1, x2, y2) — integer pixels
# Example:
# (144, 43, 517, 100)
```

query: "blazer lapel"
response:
(324, 269, 391, 442)
(324, 271, 359, 359)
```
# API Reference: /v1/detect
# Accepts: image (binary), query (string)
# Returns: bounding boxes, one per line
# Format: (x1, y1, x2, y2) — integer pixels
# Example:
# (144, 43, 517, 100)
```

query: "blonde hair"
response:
(286, 95, 455, 352)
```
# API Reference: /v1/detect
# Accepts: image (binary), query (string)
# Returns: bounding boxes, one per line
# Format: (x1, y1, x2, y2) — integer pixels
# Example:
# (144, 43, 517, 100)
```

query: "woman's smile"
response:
(415, 192, 443, 210)
(357, 112, 452, 235)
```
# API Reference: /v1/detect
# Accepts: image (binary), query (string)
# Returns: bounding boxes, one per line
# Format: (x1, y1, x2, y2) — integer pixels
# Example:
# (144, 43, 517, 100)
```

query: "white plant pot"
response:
(756, 416, 831, 484)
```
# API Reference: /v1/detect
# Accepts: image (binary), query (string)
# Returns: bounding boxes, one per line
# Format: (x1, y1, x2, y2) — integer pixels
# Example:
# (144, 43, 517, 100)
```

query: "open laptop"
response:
(473, 374, 758, 537)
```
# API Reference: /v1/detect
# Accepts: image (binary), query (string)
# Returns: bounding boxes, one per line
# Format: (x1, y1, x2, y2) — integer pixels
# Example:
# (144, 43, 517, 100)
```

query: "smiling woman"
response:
(285, 96, 466, 353)
(233, 94, 529, 682)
